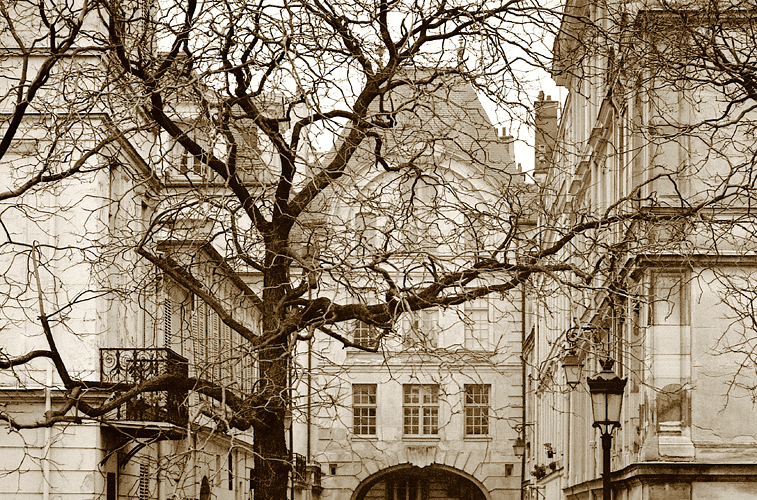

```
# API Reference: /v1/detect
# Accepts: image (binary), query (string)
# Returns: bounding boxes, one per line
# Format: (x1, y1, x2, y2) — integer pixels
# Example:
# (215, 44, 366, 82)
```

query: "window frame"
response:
(402, 384, 440, 437)
(403, 308, 439, 349)
(354, 319, 379, 349)
(387, 478, 426, 500)
(464, 384, 490, 436)
(352, 384, 377, 436)
(464, 297, 491, 350)
(351, 288, 380, 349)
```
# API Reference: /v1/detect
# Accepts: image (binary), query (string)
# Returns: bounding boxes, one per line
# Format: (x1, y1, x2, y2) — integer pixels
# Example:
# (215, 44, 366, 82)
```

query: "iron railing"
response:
(100, 348, 189, 428)
(293, 453, 308, 485)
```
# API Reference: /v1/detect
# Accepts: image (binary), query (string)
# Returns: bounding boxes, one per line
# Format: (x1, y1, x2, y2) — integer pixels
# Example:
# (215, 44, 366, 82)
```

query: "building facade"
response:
(0, 24, 260, 499)
(525, 2, 757, 500)
(0, 127, 262, 499)
(286, 76, 530, 500)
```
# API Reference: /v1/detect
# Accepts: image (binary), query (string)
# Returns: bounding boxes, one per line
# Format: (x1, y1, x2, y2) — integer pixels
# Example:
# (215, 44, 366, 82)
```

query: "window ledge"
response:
(402, 436, 441, 442)
(346, 349, 381, 356)
(464, 435, 493, 441)
(351, 435, 378, 441)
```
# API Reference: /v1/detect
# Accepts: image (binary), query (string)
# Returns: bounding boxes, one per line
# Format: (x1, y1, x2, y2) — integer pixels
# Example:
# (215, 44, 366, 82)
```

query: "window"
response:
(354, 320, 378, 349)
(651, 273, 689, 326)
(228, 453, 234, 491)
(464, 298, 490, 350)
(172, 127, 210, 178)
(163, 297, 173, 348)
(388, 478, 425, 500)
(404, 177, 441, 250)
(403, 385, 439, 436)
(354, 212, 385, 257)
(404, 308, 439, 348)
(166, 122, 225, 181)
(159, 280, 187, 354)
(463, 213, 493, 258)
(464, 384, 490, 436)
(353, 384, 377, 435)
(352, 289, 380, 349)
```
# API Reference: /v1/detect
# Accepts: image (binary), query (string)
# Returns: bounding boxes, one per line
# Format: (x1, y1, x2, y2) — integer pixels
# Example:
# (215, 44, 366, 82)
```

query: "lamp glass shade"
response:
(590, 391, 607, 425)
(513, 437, 526, 457)
(587, 360, 627, 435)
(561, 353, 583, 388)
(606, 392, 623, 423)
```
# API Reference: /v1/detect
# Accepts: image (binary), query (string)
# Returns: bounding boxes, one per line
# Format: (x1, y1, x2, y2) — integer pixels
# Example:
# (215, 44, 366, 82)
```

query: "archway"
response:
(351, 464, 489, 500)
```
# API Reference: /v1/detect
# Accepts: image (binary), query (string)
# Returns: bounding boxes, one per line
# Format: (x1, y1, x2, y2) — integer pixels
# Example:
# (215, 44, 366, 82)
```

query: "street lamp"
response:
(512, 436, 526, 457)
(512, 423, 528, 457)
(562, 326, 585, 390)
(512, 423, 529, 500)
(587, 360, 627, 500)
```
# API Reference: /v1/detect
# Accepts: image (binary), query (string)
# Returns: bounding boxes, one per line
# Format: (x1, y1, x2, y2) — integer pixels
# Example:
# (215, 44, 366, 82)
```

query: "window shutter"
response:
(221, 321, 231, 382)
(211, 309, 220, 381)
(163, 297, 173, 350)
(193, 296, 206, 377)
(138, 462, 150, 500)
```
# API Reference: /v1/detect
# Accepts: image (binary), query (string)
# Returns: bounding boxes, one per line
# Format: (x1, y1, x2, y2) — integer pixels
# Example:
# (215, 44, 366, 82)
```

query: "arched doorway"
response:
(351, 464, 489, 500)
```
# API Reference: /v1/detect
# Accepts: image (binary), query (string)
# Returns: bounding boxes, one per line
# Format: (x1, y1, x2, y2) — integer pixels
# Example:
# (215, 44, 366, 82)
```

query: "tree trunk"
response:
(254, 256, 291, 500)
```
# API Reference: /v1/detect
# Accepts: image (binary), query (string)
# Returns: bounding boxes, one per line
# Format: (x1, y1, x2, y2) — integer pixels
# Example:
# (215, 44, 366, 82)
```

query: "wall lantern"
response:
(512, 436, 526, 457)
(561, 352, 583, 389)
(512, 423, 529, 457)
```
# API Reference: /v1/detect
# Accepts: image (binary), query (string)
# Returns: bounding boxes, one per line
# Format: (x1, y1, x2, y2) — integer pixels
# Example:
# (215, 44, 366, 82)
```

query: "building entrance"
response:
(352, 464, 488, 500)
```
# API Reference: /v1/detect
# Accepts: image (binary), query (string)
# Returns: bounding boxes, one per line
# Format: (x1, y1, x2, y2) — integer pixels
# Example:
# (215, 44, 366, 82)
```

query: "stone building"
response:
(286, 74, 530, 500)
(0, 9, 260, 497)
(524, 2, 757, 500)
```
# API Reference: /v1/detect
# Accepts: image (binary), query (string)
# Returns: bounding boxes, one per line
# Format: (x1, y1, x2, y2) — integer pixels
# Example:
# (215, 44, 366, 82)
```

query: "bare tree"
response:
(11, 0, 757, 498)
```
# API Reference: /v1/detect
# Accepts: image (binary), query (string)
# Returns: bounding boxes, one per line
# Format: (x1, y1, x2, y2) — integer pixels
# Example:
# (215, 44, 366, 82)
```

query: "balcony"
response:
(100, 348, 189, 435)
(292, 453, 323, 494)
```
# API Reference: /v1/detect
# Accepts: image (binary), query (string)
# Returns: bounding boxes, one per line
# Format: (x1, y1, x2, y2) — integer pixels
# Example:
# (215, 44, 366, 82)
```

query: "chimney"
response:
(533, 93, 558, 181)
(498, 127, 514, 160)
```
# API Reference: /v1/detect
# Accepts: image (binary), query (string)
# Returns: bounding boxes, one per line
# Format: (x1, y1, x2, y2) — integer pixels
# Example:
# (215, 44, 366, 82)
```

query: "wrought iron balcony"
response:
(292, 454, 323, 494)
(100, 348, 189, 429)
(293, 453, 308, 486)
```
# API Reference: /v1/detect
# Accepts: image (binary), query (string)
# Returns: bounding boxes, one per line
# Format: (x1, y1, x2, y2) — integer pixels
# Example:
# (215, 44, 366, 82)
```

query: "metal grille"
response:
(100, 348, 189, 427)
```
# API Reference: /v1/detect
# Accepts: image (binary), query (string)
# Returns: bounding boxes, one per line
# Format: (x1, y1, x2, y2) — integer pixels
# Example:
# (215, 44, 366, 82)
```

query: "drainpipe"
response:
(34, 245, 51, 500)
(307, 334, 312, 460)
(44, 362, 52, 500)
(520, 282, 527, 500)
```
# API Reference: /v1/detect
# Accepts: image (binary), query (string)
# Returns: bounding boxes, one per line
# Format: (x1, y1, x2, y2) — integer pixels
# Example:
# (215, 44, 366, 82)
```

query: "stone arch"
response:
(350, 463, 491, 500)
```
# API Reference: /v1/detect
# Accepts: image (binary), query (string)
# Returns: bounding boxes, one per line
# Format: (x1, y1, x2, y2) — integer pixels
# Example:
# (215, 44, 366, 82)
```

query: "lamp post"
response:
(587, 360, 627, 500)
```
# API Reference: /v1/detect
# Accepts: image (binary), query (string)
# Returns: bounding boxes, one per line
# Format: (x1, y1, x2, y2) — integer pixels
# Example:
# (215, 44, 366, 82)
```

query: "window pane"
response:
(464, 298, 490, 350)
(464, 385, 490, 435)
(353, 384, 377, 435)
(403, 385, 439, 435)
(405, 309, 439, 348)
